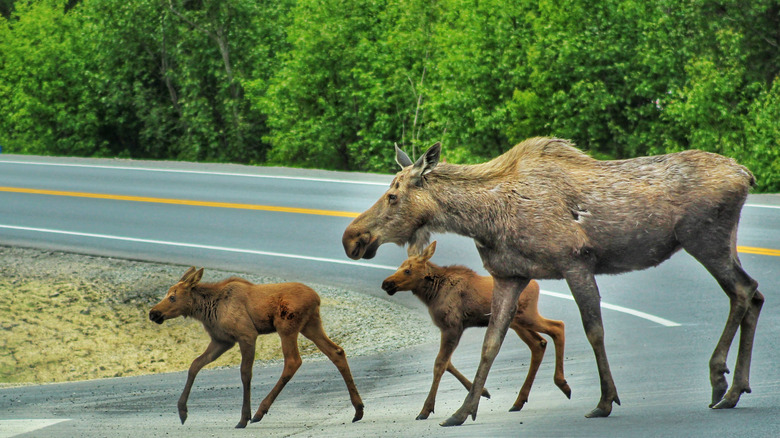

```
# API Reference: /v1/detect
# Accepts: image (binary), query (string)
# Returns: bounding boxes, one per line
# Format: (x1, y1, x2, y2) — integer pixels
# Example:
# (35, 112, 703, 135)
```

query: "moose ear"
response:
(179, 266, 197, 282)
(421, 241, 437, 261)
(408, 142, 441, 184)
(395, 144, 413, 168)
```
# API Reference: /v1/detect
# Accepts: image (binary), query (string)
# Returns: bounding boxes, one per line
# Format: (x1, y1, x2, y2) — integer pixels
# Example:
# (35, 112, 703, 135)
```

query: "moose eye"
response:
(388, 193, 398, 204)
(404, 269, 411, 275)
(169, 295, 177, 303)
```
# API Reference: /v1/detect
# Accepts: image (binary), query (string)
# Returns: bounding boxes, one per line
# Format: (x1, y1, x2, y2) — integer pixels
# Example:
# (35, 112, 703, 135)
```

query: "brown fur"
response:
(343, 137, 763, 426)
(382, 241, 570, 420)
(149, 267, 363, 428)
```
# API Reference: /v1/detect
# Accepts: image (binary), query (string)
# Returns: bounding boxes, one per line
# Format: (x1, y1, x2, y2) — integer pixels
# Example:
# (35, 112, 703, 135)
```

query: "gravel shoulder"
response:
(0, 246, 437, 386)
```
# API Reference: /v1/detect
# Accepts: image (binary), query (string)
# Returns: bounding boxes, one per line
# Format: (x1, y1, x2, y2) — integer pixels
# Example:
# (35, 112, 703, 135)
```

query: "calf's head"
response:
(149, 267, 203, 324)
(342, 143, 441, 260)
(381, 241, 437, 295)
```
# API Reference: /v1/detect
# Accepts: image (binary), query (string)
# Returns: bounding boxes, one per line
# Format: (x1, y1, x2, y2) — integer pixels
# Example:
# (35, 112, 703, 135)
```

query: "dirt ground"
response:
(0, 246, 435, 386)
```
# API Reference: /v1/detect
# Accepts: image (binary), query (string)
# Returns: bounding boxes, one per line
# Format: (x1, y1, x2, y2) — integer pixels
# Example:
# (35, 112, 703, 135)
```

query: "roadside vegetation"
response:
(0, 0, 778, 191)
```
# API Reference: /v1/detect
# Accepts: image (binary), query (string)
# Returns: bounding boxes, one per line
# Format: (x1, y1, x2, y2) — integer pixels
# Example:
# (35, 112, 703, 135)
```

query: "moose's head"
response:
(149, 267, 203, 324)
(342, 143, 441, 260)
(381, 241, 438, 295)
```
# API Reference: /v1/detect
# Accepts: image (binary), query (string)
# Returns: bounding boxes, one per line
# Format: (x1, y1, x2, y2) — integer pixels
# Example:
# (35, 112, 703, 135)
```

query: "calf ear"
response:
(179, 266, 197, 282)
(409, 142, 441, 184)
(421, 241, 437, 261)
(395, 144, 413, 168)
(189, 268, 204, 286)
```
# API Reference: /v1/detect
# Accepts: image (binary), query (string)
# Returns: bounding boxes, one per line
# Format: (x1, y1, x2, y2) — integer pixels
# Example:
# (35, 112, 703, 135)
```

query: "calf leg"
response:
(301, 315, 364, 422)
(508, 326, 546, 412)
(525, 317, 571, 399)
(178, 340, 233, 425)
(565, 267, 620, 418)
(441, 277, 529, 427)
(251, 332, 302, 424)
(446, 363, 492, 399)
(417, 329, 463, 420)
(236, 340, 257, 428)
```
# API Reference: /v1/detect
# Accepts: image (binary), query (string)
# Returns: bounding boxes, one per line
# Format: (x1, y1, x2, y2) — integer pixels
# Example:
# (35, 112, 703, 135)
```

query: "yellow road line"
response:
(737, 246, 780, 257)
(3, 186, 780, 257)
(0, 186, 359, 218)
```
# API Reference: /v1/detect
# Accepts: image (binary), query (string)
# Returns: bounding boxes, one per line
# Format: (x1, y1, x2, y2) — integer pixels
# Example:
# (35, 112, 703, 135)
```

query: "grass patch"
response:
(0, 277, 283, 384)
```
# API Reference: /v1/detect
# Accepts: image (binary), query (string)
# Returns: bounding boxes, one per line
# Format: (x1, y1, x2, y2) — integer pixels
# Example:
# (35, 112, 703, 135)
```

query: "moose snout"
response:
(342, 228, 380, 260)
(149, 309, 165, 324)
(381, 279, 397, 295)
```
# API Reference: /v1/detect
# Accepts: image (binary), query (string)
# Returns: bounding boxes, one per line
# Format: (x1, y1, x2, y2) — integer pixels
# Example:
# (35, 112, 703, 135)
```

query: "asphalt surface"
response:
(1, 154, 779, 437)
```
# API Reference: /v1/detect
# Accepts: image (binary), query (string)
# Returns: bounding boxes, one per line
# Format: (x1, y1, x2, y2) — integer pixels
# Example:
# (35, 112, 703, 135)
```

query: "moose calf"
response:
(381, 242, 570, 420)
(149, 267, 364, 428)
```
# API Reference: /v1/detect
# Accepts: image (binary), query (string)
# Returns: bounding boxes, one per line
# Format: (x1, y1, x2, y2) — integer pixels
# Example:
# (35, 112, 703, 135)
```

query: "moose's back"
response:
(493, 146, 755, 276)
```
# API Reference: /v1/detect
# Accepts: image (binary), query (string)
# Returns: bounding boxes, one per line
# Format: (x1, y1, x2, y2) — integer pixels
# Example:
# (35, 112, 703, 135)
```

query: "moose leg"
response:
(178, 340, 234, 425)
(717, 289, 764, 408)
(301, 316, 364, 422)
(685, 237, 762, 409)
(251, 332, 302, 424)
(565, 268, 620, 418)
(417, 328, 463, 420)
(441, 277, 530, 427)
(235, 340, 257, 428)
(508, 326, 547, 412)
(446, 363, 492, 399)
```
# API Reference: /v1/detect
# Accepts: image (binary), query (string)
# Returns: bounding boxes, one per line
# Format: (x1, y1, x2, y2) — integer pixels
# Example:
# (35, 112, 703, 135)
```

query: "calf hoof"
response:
(178, 410, 188, 425)
(481, 388, 491, 399)
(559, 382, 572, 399)
(509, 402, 525, 412)
(352, 407, 364, 423)
(251, 412, 265, 423)
(416, 412, 431, 421)
(235, 420, 248, 429)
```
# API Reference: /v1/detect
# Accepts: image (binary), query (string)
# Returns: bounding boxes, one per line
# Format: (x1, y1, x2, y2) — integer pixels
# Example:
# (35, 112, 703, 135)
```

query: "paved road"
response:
(1, 155, 779, 437)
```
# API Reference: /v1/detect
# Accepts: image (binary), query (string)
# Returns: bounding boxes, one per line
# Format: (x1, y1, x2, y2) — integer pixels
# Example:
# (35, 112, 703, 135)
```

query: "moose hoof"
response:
(352, 408, 364, 423)
(440, 415, 466, 427)
(481, 388, 491, 399)
(234, 421, 248, 429)
(416, 412, 431, 420)
(710, 398, 737, 409)
(584, 407, 611, 418)
(178, 410, 188, 425)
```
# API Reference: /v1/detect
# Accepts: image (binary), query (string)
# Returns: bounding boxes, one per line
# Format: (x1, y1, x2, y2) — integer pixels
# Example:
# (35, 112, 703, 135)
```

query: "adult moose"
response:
(382, 241, 570, 419)
(342, 137, 762, 426)
(149, 267, 364, 428)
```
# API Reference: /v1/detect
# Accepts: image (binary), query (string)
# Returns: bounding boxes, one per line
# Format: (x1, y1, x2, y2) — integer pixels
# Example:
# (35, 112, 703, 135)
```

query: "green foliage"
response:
(0, 0, 778, 191)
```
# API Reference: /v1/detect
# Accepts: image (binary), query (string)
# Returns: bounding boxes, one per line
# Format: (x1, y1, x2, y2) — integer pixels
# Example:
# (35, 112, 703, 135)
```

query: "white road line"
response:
(0, 224, 398, 270)
(0, 223, 682, 327)
(0, 160, 389, 186)
(540, 290, 681, 327)
(745, 203, 780, 210)
(0, 419, 70, 438)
